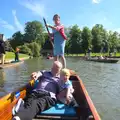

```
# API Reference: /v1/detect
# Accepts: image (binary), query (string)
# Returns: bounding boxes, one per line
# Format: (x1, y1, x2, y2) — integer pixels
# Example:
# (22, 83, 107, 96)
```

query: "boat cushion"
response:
(40, 103, 76, 116)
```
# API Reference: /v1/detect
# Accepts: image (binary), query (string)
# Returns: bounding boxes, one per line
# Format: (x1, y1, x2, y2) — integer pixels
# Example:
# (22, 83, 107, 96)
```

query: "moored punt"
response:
(86, 58, 119, 63)
(47, 56, 53, 59)
(0, 70, 101, 120)
(0, 61, 24, 69)
(108, 56, 120, 58)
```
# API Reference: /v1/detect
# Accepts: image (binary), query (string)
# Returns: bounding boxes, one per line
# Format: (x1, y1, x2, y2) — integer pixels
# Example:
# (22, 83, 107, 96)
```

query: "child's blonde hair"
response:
(61, 68, 70, 77)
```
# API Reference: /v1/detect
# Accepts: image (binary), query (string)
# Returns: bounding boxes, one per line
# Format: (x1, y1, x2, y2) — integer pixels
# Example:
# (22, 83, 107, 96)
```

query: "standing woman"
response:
(47, 14, 67, 68)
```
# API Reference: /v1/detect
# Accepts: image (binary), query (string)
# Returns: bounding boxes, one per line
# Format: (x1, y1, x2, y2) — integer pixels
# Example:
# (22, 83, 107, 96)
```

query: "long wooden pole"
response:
(43, 18, 54, 47)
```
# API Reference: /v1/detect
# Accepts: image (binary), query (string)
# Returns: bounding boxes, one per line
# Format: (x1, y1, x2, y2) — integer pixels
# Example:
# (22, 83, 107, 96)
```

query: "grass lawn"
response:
(5, 52, 29, 60)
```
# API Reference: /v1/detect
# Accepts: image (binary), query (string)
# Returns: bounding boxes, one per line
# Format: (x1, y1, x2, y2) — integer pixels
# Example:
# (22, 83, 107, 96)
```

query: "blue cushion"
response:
(41, 103, 76, 116)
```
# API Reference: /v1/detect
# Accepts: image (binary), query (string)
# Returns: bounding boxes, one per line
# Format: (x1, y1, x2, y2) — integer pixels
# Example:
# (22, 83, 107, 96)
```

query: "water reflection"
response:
(0, 69, 7, 96)
(0, 69, 5, 86)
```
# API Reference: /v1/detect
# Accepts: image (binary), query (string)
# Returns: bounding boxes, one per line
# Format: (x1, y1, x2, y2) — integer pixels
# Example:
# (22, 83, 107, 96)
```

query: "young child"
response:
(47, 14, 67, 68)
(57, 68, 78, 107)
(15, 48, 20, 62)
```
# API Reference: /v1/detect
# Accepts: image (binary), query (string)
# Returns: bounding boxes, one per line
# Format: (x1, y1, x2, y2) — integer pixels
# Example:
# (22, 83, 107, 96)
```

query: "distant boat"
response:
(86, 58, 119, 63)
(47, 56, 53, 59)
(108, 56, 120, 58)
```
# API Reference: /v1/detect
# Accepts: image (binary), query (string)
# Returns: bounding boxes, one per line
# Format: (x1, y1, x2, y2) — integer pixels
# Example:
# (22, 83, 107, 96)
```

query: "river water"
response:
(0, 57, 120, 120)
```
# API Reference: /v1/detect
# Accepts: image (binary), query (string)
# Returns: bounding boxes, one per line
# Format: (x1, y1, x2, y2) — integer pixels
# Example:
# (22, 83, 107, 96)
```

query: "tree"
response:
(18, 42, 41, 57)
(28, 42, 41, 57)
(24, 21, 45, 46)
(108, 31, 119, 52)
(81, 27, 92, 53)
(68, 25, 82, 53)
(64, 27, 71, 39)
(10, 31, 24, 49)
(64, 27, 71, 54)
(4, 40, 13, 51)
(18, 44, 32, 55)
(42, 33, 53, 50)
(92, 24, 106, 52)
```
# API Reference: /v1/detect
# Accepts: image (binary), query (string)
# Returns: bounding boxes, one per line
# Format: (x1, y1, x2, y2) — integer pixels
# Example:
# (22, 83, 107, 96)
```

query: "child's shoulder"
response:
(65, 80, 72, 86)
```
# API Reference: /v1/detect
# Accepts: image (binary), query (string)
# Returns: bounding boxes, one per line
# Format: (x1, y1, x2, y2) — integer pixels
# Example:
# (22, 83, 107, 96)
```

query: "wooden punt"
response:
(86, 59, 119, 63)
(0, 70, 101, 120)
(47, 56, 54, 60)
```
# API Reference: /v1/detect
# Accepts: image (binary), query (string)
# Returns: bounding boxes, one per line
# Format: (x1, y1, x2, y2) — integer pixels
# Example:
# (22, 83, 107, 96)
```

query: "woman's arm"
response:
(47, 24, 57, 30)
(59, 27, 67, 40)
(47, 24, 67, 40)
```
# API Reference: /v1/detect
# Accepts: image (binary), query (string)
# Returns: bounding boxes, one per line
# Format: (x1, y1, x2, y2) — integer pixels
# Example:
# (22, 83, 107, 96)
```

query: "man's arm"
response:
(31, 71, 42, 80)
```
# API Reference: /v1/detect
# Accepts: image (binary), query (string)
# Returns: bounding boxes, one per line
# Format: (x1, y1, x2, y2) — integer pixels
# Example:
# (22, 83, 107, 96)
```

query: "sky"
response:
(0, 0, 120, 39)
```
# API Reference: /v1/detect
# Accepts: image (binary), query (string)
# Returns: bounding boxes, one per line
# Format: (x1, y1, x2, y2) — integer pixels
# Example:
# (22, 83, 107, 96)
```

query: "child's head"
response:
(16, 47, 20, 52)
(53, 14, 60, 25)
(60, 68, 70, 82)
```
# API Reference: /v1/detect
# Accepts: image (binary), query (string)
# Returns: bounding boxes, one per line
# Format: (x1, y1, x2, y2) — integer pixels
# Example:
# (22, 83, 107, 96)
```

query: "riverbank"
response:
(4, 52, 29, 62)
(65, 53, 120, 57)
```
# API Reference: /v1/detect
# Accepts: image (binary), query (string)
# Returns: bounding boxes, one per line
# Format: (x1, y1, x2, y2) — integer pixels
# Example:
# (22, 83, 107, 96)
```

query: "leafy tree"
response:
(42, 33, 53, 50)
(108, 31, 119, 52)
(10, 31, 23, 49)
(81, 27, 92, 53)
(69, 25, 82, 53)
(4, 40, 13, 51)
(24, 21, 45, 46)
(27, 42, 41, 57)
(92, 24, 106, 52)
(18, 44, 32, 55)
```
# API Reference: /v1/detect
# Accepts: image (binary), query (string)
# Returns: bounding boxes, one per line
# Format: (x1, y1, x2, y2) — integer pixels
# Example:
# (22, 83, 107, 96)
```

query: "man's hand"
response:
(31, 72, 42, 80)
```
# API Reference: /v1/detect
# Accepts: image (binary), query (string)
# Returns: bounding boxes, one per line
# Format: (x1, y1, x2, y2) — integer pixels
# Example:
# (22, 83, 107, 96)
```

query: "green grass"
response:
(5, 52, 29, 59)
(65, 53, 120, 57)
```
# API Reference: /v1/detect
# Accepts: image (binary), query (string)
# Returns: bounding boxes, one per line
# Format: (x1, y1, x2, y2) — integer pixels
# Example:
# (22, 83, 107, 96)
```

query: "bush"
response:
(27, 42, 41, 57)
(18, 45, 32, 55)
(18, 42, 41, 57)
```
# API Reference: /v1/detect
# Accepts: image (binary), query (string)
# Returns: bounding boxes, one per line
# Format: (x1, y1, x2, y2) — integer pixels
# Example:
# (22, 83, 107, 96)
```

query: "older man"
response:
(13, 61, 63, 120)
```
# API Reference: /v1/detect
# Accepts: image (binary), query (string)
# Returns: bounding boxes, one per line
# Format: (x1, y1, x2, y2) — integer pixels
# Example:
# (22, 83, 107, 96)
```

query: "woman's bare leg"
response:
(54, 56, 58, 61)
(60, 55, 66, 68)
